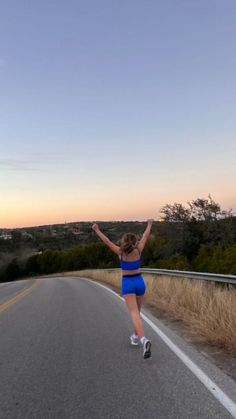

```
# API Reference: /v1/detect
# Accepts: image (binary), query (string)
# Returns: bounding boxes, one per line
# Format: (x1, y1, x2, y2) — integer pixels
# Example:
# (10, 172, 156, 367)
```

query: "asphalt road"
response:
(0, 276, 235, 419)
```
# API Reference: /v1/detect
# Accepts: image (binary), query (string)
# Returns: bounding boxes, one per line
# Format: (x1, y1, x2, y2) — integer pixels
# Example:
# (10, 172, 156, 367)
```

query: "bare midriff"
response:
(122, 269, 140, 276)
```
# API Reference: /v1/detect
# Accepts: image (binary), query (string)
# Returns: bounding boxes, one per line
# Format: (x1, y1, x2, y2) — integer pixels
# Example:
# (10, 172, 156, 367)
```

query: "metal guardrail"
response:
(106, 268, 236, 285)
(140, 268, 236, 285)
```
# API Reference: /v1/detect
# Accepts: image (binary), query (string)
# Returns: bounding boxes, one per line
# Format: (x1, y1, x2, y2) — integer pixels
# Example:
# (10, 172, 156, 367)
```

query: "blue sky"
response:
(0, 1, 236, 227)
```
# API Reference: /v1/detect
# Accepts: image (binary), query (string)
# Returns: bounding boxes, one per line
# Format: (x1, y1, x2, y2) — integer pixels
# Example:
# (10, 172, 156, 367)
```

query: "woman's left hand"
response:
(92, 223, 99, 232)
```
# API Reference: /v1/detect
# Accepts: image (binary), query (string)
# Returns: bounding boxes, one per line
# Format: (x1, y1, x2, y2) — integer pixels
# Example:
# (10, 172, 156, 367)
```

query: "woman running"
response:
(92, 219, 153, 359)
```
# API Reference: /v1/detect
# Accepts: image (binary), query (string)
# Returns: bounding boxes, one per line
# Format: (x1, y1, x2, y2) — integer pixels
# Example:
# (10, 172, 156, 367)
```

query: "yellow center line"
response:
(0, 281, 41, 314)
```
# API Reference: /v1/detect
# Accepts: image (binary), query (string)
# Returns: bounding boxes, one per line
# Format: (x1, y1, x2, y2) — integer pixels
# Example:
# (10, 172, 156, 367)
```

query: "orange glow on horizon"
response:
(1, 192, 235, 229)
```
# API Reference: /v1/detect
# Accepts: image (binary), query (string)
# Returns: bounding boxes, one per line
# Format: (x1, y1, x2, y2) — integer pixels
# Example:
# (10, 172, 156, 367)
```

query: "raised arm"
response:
(92, 224, 121, 255)
(137, 219, 154, 253)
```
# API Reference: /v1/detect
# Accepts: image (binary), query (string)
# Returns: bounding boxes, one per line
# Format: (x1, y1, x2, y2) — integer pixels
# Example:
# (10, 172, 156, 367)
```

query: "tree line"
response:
(1, 195, 235, 282)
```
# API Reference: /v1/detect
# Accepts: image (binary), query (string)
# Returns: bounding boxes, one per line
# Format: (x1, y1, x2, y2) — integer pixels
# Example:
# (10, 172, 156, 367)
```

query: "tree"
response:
(160, 195, 235, 260)
(4, 258, 21, 281)
(160, 195, 233, 223)
(187, 194, 232, 222)
(25, 254, 40, 275)
(160, 203, 191, 222)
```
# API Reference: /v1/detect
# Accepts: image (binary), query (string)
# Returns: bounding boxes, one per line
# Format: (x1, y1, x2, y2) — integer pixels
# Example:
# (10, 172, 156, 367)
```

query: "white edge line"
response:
(0, 279, 29, 287)
(78, 276, 236, 419)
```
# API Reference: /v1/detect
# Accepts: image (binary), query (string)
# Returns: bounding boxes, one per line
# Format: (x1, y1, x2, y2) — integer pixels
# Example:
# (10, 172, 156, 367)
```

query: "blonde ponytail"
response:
(120, 233, 138, 254)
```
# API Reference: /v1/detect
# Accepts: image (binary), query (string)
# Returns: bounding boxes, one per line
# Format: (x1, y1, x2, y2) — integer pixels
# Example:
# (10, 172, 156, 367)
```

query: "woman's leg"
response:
(124, 294, 144, 338)
(136, 295, 143, 313)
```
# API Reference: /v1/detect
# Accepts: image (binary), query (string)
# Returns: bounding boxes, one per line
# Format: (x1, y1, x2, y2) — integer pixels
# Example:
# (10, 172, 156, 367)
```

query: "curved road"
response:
(0, 276, 236, 419)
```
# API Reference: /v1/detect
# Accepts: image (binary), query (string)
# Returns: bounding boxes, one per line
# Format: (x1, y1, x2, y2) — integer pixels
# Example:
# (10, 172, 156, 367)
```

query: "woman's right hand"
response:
(147, 219, 154, 224)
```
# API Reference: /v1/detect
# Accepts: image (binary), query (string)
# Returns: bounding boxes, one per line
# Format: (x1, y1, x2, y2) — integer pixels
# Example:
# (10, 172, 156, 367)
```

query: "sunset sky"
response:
(1, 1, 236, 228)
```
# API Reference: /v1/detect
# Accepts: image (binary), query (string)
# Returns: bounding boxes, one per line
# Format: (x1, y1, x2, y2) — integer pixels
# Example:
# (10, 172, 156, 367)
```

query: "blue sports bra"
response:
(119, 250, 141, 271)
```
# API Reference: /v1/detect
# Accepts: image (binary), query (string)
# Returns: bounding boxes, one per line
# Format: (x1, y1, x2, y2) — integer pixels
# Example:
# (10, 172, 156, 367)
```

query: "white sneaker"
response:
(143, 339, 151, 359)
(130, 334, 139, 346)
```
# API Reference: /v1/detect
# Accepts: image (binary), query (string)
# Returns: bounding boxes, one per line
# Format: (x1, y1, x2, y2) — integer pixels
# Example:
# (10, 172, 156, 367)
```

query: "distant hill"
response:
(0, 221, 155, 264)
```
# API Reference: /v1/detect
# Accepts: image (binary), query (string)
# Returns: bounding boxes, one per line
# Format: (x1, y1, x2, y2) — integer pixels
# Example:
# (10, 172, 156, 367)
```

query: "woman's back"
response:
(119, 248, 141, 273)
(120, 247, 140, 261)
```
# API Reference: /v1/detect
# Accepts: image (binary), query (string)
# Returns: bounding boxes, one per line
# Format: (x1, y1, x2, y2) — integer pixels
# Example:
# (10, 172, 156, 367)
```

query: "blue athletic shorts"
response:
(121, 273, 146, 296)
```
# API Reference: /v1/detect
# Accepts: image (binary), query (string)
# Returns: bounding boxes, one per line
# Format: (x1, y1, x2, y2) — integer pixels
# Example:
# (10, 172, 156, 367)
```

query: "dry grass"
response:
(66, 269, 236, 357)
(145, 274, 236, 357)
